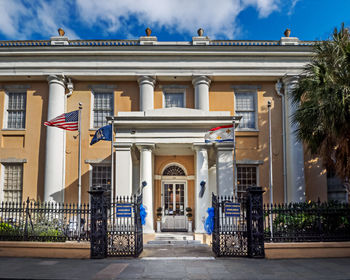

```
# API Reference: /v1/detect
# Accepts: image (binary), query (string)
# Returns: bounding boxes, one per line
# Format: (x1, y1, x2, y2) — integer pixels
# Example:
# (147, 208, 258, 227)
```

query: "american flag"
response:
(44, 110, 79, 131)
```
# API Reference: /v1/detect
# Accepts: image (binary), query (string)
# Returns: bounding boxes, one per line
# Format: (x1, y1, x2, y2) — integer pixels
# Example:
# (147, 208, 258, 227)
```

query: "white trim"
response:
(0, 158, 27, 163)
(162, 86, 186, 108)
(90, 87, 114, 129)
(233, 89, 258, 131)
(3, 89, 27, 129)
(0, 164, 4, 202)
(161, 162, 188, 176)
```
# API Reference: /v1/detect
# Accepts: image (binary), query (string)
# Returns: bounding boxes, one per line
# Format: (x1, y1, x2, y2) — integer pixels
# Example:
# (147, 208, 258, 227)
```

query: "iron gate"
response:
(212, 186, 265, 258)
(212, 194, 248, 257)
(89, 188, 143, 258)
(107, 194, 143, 257)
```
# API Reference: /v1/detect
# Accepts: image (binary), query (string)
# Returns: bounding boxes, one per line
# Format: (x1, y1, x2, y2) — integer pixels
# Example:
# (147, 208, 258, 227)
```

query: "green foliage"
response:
(292, 23, 350, 180)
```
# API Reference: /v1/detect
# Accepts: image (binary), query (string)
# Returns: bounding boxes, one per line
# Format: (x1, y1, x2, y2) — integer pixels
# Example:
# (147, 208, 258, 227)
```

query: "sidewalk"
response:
(0, 254, 349, 280)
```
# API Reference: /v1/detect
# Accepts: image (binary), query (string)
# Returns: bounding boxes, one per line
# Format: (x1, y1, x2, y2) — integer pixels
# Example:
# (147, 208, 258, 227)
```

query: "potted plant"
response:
(156, 207, 162, 232)
(186, 207, 193, 232)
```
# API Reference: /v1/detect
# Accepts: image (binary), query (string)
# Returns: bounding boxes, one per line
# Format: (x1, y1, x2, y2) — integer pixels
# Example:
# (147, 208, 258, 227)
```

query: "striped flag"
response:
(204, 125, 233, 143)
(44, 110, 79, 131)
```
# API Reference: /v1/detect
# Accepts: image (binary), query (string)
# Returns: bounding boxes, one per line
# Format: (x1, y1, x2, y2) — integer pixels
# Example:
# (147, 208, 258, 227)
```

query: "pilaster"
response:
(215, 142, 234, 197)
(283, 76, 306, 202)
(115, 143, 133, 196)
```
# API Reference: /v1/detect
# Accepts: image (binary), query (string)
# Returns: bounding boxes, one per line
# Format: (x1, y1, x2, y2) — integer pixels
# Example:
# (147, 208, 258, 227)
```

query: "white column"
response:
(192, 76, 211, 111)
(283, 77, 306, 202)
(44, 75, 66, 202)
(215, 143, 234, 197)
(137, 144, 155, 233)
(138, 76, 155, 111)
(115, 143, 133, 196)
(193, 143, 210, 233)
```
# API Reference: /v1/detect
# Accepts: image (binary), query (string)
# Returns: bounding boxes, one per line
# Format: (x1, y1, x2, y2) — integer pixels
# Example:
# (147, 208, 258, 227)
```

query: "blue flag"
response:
(90, 124, 112, 145)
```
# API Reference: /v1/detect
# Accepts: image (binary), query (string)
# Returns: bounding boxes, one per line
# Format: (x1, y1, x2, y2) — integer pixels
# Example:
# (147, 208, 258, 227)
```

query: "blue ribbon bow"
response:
(204, 207, 214, 234)
(140, 204, 147, 225)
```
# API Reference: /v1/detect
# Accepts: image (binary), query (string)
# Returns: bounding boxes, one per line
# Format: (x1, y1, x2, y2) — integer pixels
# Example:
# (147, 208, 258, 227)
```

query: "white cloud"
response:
(0, 0, 296, 40)
(0, 0, 80, 40)
(75, 0, 281, 39)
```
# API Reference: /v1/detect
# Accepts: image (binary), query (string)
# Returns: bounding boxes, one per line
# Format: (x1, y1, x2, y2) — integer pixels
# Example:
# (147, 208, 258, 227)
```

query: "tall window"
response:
(92, 165, 111, 192)
(164, 92, 185, 108)
(2, 164, 23, 203)
(235, 92, 256, 129)
(237, 166, 257, 198)
(93, 92, 113, 128)
(6, 92, 26, 129)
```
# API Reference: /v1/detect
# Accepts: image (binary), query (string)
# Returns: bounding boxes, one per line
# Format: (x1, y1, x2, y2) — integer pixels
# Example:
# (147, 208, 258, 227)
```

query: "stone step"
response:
(147, 240, 202, 245)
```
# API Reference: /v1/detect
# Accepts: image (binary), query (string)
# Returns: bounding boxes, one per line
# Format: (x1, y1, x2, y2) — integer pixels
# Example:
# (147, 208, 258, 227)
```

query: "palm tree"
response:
(292, 23, 350, 181)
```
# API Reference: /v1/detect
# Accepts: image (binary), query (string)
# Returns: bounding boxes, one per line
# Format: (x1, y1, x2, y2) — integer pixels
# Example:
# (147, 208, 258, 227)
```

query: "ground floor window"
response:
(237, 166, 257, 198)
(2, 163, 23, 203)
(92, 165, 111, 194)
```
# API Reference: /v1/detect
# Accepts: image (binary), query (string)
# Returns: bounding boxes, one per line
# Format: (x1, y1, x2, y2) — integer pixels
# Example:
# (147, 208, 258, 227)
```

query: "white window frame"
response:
(162, 87, 186, 108)
(3, 89, 27, 130)
(90, 86, 114, 129)
(234, 89, 258, 131)
(0, 163, 24, 203)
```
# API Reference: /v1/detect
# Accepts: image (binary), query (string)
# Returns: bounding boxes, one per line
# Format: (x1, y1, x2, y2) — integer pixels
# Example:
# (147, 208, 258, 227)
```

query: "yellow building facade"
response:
(0, 33, 330, 233)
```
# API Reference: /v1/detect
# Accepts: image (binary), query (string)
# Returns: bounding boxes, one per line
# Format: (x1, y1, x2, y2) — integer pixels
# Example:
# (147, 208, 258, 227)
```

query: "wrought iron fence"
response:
(0, 198, 90, 242)
(264, 201, 350, 242)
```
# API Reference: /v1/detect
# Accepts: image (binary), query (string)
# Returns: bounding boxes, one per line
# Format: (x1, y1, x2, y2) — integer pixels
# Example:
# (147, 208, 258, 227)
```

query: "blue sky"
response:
(0, 0, 349, 41)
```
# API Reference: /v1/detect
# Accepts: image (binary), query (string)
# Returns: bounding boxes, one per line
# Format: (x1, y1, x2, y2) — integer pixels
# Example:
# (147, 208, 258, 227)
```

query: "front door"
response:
(162, 182, 187, 231)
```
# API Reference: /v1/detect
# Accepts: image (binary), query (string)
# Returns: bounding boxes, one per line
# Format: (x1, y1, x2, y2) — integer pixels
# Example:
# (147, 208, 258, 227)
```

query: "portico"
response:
(109, 107, 239, 233)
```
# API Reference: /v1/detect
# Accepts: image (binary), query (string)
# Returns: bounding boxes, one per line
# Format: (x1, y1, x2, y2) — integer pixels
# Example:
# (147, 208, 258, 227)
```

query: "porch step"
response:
(147, 233, 201, 245)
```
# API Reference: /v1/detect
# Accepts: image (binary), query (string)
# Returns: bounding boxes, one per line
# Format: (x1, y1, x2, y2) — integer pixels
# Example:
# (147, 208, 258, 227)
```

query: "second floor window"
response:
(93, 92, 113, 128)
(164, 92, 185, 108)
(235, 92, 256, 129)
(6, 92, 26, 129)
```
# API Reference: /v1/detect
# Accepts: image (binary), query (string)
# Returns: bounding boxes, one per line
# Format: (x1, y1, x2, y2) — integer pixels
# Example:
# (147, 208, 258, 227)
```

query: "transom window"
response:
(235, 92, 256, 129)
(237, 166, 257, 198)
(93, 92, 113, 128)
(164, 92, 185, 108)
(6, 92, 26, 129)
(163, 165, 186, 176)
(2, 164, 23, 203)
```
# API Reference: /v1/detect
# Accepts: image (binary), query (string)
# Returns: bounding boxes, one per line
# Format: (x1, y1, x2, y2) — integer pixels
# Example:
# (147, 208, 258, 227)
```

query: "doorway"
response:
(161, 181, 187, 231)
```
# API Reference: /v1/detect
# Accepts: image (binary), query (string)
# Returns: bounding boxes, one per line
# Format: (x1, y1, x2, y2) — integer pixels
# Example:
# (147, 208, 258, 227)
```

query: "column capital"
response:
(282, 75, 299, 87)
(47, 75, 66, 87)
(137, 76, 156, 87)
(114, 142, 133, 151)
(192, 142, 212, 151)
(215, 142, 234, 151)
(192, 75, 211, 87)
(136, 143, 155, 152)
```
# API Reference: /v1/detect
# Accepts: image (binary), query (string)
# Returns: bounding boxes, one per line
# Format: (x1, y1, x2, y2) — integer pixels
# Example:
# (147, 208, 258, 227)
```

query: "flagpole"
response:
(110, 118, 114, 203)
(268, 100, 274, 240)
(78, 103, 82, 206)
(233, 117, 237, 200)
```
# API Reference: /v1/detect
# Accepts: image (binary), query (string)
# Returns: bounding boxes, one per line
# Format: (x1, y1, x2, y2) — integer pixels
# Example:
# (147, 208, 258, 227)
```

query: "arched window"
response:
(162, 165, 186, 176)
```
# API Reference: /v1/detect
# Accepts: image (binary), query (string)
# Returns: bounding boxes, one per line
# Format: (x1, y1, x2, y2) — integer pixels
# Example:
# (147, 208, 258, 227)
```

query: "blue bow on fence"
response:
(140, 204, 147, 225)
(204, 207, 214, 234)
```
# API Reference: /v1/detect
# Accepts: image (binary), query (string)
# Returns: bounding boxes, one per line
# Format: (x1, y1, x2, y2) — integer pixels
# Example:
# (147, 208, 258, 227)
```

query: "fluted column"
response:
(137, 144, 155, 233)
(44, 75, 66, 202)
(192, 76, 211, 111)
(193, 143, 210, 233)
(283, 76, 306, 202)
(138, 76, 155, 111)
(215, 142, 234, 197)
